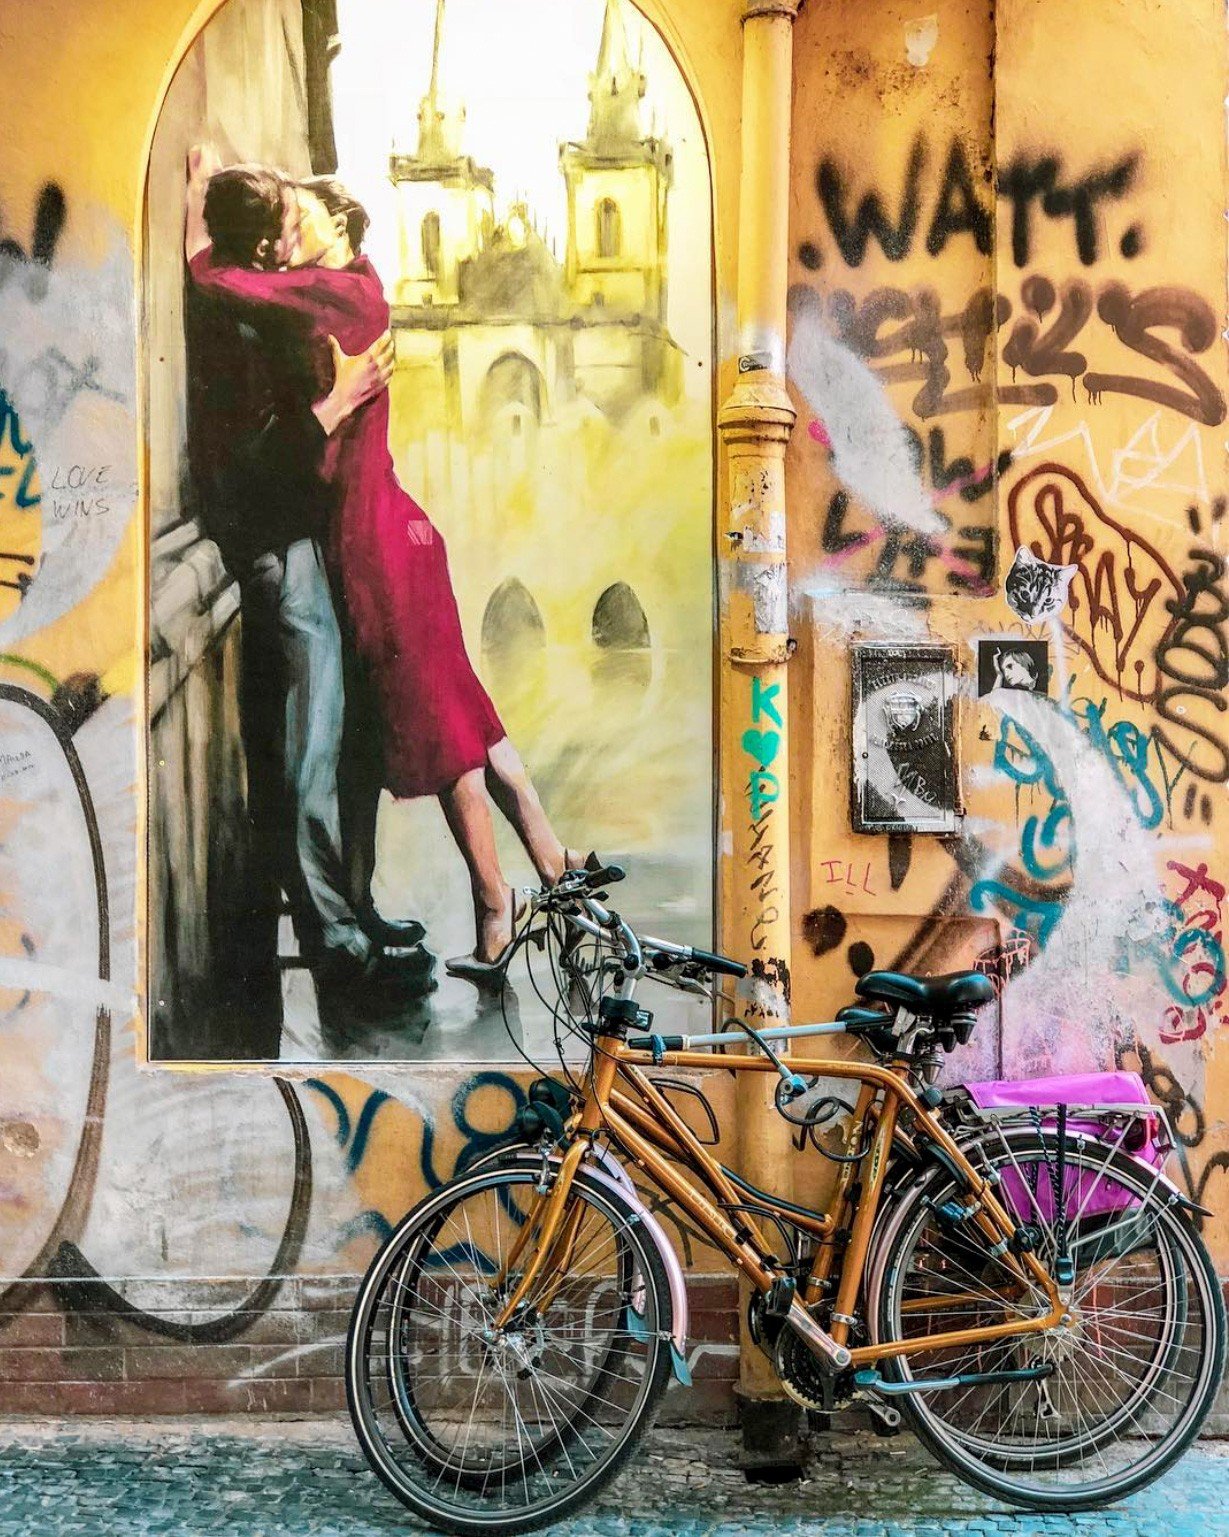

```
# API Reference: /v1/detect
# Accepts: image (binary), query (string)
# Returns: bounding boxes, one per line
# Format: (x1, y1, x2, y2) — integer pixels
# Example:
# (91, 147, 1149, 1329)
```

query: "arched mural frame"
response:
(136, 0, 722, 1069)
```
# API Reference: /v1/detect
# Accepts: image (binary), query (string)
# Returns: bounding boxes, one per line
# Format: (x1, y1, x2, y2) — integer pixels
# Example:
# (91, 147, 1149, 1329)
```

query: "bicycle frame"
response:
(495, 1022, 1066, 1370)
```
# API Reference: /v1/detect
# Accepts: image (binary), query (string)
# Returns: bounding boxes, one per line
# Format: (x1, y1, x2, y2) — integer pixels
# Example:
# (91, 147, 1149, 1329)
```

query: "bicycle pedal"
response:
(867, 1399, 903, 1436)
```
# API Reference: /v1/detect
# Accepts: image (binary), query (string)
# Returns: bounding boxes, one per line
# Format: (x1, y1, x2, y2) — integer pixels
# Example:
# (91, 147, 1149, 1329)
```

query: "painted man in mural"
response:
(186, 154, 587, 989)
(184, 150, 436, 1045)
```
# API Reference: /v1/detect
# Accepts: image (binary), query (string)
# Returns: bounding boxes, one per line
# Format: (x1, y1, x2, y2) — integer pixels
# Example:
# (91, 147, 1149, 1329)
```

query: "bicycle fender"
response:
(954, 1124, 1210, 1216)
(1127, 1155, 1213, 1217)
(572, 1162, 692, 1385)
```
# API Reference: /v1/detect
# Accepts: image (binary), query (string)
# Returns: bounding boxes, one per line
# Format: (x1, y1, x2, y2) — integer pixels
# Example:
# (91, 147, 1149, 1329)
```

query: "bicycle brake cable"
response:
(729, 1016, 809, 1099)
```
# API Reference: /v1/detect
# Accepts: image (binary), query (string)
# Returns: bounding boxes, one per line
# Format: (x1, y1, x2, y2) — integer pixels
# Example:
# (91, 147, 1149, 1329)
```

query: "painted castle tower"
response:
(384, 0, 706, 699)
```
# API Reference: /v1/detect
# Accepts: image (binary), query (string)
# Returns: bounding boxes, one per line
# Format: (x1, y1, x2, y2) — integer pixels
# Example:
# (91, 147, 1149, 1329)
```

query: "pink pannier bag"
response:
(964, 1071, 1166, 1220)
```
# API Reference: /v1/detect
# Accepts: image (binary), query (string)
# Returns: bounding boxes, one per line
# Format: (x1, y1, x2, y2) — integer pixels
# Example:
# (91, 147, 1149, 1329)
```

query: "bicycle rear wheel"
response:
(346, 1165, 672, 1535)
(868, 1128, 1225, 1509)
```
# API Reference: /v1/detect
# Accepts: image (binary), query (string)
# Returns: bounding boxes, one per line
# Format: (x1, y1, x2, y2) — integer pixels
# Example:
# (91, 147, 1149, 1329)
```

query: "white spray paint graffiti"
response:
(973, 686, 1175, 1079)
(787, 295, 944, 539)
(0, 232, 137, 645)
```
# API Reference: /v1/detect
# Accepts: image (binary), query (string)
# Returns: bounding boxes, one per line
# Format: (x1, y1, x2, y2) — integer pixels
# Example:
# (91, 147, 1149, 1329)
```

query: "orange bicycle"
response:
(346, 863, 1226, 1534)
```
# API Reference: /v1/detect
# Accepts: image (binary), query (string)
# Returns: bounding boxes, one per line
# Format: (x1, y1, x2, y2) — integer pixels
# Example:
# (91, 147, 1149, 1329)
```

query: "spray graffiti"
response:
(1153, 538, 1229, 787)
(1008, 463, 1183, 701)
(800, 140, 1139, 270)
(0, 390, 40, 618)
(742, 674, 785, 961)
(806, 278, 1226, 427)
(1153, 861, 1228, 1043)
(0, 184, 68, 283)
(0, 235, 135, 647)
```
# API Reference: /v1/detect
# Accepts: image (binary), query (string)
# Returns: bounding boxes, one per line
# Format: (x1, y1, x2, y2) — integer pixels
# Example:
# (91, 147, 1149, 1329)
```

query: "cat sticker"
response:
(1004, 545, 1076, 622)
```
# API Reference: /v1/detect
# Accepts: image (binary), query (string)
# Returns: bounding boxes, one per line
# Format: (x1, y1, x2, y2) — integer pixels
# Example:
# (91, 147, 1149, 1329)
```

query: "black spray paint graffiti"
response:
(809, 278, 1225, 428)
(821, 487, 993, 593)
(799, 140, 1140, 272)
(819, 422, 1010, 593)
(0, 685, 110, 1312)
(1, 348, 126, 430)
(0, 685, 313, 1344)
(1112, 1041, 1229, 1231)
(49, 1080, 312, 1344)
(1153, 531, 1229, 787)
(0, 184, 67, 299)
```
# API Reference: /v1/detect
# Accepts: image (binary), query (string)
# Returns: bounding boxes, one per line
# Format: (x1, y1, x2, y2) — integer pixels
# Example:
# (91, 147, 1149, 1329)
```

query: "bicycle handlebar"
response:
(584, 863, 625, 888)
(535, 868, 746, 987)
(688, 948, 747, 979)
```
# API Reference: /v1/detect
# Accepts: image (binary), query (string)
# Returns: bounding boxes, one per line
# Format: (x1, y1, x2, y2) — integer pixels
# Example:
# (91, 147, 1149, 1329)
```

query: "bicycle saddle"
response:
(855, 969, 995, 1013)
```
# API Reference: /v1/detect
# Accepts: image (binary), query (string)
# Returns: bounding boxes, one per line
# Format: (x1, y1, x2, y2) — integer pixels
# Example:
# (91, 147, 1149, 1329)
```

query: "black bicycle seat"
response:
(835, 1004, 894, 1030)
(855, 969, 995, 1014)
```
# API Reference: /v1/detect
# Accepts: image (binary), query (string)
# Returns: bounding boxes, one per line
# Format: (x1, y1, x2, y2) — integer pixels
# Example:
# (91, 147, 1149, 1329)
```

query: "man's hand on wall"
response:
(184, 143, 224, 261)
(312, 331, 395, 436)
(186, 143, 223, 188)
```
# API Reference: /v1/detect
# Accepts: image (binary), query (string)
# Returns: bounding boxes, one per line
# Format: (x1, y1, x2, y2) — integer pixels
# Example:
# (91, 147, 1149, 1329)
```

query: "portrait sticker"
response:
(976, 639, 1049, 697)
(851, 645, 958, 835)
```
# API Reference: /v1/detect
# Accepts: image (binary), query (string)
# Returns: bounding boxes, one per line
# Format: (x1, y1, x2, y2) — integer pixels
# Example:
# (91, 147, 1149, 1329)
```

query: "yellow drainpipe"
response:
(718, 0, 802, 1442)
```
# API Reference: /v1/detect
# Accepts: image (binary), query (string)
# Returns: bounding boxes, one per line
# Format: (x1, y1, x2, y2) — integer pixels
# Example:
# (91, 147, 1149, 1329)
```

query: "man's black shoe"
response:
(372, 943, 436, 987)
(316, 943, 436, 999)
(360, 908, 427, 949)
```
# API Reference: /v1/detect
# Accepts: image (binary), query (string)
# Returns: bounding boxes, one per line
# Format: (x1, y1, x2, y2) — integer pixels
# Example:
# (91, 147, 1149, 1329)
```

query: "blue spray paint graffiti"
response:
(306, 1072, 527, 1272)
(972, 703, 1223, 1010)
(419, 1072, 526, 1188)
(970, 713, 1070, 946)
(1067, 696, 1165, 829)
(305, 1077, 393, 1174)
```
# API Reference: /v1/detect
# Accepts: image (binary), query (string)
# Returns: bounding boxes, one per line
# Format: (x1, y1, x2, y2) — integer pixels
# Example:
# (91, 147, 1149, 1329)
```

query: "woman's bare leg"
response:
(439, 767, 515, 962)
(484, 736, 571, 883)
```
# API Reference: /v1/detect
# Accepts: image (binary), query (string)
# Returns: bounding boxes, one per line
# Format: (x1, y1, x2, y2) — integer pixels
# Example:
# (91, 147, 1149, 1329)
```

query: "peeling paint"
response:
(904, 14, 939, 68)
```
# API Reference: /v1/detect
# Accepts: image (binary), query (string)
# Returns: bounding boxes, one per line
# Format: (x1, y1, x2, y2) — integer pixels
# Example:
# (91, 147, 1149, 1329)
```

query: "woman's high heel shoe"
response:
(445, 888, 530, 987)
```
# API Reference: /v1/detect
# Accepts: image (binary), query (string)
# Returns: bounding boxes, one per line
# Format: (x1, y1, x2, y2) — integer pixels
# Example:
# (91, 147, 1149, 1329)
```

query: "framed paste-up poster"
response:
(851, 645, 958, 835)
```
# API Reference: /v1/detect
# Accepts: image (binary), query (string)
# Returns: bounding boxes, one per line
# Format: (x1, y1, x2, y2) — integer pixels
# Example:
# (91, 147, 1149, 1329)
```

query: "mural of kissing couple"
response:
(148, 0, 715, 1064)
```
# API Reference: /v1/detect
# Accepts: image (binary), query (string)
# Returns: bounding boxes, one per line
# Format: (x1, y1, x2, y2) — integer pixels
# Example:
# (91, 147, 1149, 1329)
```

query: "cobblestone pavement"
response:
(0, 1420, 1226, 1537)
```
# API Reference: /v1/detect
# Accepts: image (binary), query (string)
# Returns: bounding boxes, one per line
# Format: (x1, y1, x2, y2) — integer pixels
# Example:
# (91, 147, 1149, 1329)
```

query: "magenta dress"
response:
(190, 249, 505, 798)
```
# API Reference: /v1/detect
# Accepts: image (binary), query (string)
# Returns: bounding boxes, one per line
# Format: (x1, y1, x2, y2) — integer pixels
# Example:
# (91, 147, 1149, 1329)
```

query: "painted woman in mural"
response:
(185, 155, 584, 980)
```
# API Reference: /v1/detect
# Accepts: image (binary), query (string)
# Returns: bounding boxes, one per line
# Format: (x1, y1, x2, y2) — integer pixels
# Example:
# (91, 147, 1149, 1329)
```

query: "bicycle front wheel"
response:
(346, 1165, 672, 1535)
(868, 1127, 1225, 1510)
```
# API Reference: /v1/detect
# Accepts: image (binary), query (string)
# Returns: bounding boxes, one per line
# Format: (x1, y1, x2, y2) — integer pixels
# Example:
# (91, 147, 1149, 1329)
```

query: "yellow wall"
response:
(787, 0, 1229, 1258)
(0, 0, 1226, 1417)
(0, 0, 743, 1370)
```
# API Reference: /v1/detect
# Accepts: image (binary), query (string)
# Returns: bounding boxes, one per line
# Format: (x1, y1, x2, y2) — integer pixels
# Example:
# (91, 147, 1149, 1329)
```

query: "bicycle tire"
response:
(866, 1129, 1225, 1510)
(346, 1164, 673, 1535)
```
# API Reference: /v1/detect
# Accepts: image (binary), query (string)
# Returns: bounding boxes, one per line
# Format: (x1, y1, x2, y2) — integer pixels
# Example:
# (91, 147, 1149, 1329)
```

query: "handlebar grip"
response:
(690, 948, 747, 979)
(587, 863, 625, 887)
(628, 1034, 685, 1053)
